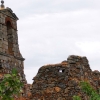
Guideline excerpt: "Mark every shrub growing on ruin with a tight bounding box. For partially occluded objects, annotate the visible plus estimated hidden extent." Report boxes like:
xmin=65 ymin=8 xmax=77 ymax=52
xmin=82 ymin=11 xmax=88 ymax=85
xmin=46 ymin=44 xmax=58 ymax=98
xmin=0 ymin=68 xmax=23 ymax=100
xmin=73 ymin=81 xmax=100 ymax=100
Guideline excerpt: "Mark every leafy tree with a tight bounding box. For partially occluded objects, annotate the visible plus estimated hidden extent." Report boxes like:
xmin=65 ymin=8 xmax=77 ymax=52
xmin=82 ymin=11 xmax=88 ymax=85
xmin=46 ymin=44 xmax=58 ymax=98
xmin=73 ymin=81 xmax=100 ymax=100
xmin=0 ymin=68 xmax=23 ymax=100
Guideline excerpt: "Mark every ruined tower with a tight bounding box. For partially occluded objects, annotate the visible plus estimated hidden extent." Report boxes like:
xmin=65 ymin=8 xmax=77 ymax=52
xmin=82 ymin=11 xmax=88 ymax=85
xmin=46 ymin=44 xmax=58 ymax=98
xmin=0 ymin=0 xmax=26 ymax=83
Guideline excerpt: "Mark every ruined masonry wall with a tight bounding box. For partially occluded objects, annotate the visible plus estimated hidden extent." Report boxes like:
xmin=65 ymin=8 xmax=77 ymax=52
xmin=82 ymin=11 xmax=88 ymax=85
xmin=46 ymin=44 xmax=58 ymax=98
xmin=0 ymin=55 xmax=24 ymax=79
xmin=31 ymin=55 xmax=100 ymax=100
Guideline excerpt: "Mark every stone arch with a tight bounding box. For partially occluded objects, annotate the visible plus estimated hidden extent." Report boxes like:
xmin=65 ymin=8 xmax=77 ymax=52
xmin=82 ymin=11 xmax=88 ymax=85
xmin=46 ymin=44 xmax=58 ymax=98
xmin=5 ymin=18 xmax=14 ymax=55
xmin=5 ymin=17 xmax=14 ymax=28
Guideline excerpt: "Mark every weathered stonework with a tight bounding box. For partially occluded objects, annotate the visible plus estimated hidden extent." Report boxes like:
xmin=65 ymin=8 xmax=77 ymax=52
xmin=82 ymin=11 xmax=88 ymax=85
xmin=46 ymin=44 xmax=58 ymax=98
xmin=31 ymin=55 xmax=100 ymax=100
xmin=0 ymin=4 xmax=29 ymax=99
xmin=0 ymin=7 xmax=26 ymax=80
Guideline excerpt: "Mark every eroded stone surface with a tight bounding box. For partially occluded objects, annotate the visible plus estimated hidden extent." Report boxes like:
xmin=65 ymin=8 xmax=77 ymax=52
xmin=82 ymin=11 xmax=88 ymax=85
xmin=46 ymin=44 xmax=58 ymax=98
xmin=31 ymin=55 xmax=100 ymax=100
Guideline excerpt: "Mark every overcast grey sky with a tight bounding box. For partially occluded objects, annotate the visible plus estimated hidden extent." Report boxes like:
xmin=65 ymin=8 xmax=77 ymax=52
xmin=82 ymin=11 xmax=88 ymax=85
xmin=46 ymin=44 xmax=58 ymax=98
xmin=4 ymin=0 xmax=100 ymax=83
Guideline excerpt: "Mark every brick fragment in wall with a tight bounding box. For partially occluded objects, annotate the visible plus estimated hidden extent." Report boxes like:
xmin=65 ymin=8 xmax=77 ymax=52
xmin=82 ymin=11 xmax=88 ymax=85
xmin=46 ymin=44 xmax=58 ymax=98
xmin=31 ymin=55 xmax=100 ymax=100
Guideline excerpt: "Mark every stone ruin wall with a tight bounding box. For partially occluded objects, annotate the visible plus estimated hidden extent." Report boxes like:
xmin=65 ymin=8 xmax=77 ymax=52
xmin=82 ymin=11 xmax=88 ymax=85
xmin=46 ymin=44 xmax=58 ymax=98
xmin=0 ymin=54 xmax=25 ymax=81
xmin=31 ymin=55 xmax=100 ymax=100
xmin=0 ymin=8 xmax=31 ymax=99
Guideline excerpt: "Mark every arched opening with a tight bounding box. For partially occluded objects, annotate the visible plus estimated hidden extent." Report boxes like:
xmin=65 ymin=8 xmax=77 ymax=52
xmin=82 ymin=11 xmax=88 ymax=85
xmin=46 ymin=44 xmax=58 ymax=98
xmin=6 ymin=21 xmax=13 ymax=55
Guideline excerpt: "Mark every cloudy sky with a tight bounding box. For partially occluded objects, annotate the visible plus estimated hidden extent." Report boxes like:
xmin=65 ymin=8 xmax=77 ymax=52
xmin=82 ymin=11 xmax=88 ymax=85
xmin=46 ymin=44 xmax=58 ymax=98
xmin=4 ymin=0 xmax=100 ymax=83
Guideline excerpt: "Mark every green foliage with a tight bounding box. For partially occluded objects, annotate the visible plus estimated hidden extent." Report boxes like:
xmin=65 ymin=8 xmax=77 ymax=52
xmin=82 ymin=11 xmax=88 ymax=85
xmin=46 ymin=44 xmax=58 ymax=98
xmin=73 ymin=95 xmax=81 ymax=100
xmin=80 ymin=81 xmax=100 ymax=100
xmin=73 ymin=81 xmax=100 ymax=100
xmin=0 ymin=68 xmax=23 ymax=100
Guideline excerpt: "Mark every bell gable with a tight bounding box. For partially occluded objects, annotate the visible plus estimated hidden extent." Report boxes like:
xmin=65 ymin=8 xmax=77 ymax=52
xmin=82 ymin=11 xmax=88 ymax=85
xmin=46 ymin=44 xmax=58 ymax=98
xmin=0 ymin=7 xmax=18 ymax=20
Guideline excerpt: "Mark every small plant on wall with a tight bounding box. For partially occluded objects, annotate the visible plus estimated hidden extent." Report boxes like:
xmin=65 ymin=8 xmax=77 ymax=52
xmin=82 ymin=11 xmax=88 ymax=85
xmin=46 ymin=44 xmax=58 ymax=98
xmin=73 ymin=81 xmax=100 ymax=100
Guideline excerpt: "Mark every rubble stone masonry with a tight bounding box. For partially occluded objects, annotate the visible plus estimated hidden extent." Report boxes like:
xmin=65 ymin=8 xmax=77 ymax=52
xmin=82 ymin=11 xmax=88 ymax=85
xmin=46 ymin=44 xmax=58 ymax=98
xmin=31 ymin=55 xmax=100 ymax=100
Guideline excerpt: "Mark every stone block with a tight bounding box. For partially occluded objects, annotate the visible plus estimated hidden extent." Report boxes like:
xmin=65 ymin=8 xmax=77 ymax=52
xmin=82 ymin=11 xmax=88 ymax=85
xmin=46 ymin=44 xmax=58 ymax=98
xmin=0 ymin=18 xmax=2 ymax=23
xmin=0 ymin=47 xmax=2 ymax=52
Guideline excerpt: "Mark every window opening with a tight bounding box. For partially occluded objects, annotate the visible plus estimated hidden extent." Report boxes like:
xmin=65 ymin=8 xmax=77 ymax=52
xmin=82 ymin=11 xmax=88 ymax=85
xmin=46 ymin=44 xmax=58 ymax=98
xmin=59 ymin=69 xmax=65 ymax=73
